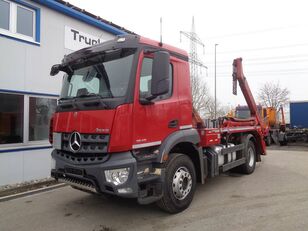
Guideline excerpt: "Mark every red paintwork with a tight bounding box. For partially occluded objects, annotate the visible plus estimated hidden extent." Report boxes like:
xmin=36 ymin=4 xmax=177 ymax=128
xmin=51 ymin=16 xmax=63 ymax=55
xmin=53 ymin=106 xmax=135 ymax=153
xmin=198 ymin=129 xmax=221 ymax=146
xmin=108 ymin=104 xmax=133 ymax=153
xmin=53 ymin=110 xmax=115 ymax=134
xmin=132 ymin=52 xmax=191 ymax=147
xmin=177 ymin=60 xmax=193 ymax=127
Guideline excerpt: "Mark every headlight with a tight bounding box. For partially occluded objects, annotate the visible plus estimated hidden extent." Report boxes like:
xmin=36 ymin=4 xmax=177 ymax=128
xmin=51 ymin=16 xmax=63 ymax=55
xmin=105 ymin=168 xmax=130 ymax=186
xmin=51 ymin=157 xmax=56 ymax=169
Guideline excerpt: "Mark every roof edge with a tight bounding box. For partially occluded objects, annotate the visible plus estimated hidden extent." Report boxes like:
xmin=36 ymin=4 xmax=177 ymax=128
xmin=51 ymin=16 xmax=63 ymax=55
xmin=32 ymin=0 xmax=129 ymax=35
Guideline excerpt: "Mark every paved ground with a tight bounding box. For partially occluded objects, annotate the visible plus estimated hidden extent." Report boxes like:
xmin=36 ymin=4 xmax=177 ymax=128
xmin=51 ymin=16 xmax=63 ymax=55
xmin=268 ymin=142 xmax=308 ymax=152
xmin=1 ymin=149 xmax=308 ymax=231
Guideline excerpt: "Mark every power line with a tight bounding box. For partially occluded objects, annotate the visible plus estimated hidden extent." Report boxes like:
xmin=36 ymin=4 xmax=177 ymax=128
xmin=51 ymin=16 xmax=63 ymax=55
xmin=202 ymin=68 xmax=308 ymax=77
xmin=209 ymin=59 xmax=308 ymax=67
xmin=206 ymin=24 xmax=307 ymax=40
xmin=214 ymin=71 xmax=308 ymax=77
xmin=242 ymin=53 xmax=308 ymax=61
xmin=213 ymin=54 xmax=308 ymax=64
xmin=205 ymin=74 xmax=308 ymax=79
xmin=208 ymin=42 xmax=308 ymax=54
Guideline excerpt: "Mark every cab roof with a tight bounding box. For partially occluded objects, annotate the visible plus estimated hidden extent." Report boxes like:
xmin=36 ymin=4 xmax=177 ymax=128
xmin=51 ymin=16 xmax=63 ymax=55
xmin=61 ymin=34 xmax=188 ymax=66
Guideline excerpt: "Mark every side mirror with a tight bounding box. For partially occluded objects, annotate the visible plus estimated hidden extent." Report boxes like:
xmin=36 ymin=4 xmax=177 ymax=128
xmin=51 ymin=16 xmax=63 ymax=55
xmin=50 ymin=64 xmax=61 ymax=76
xmin=151 ymin=51 xmax=170 ymax=97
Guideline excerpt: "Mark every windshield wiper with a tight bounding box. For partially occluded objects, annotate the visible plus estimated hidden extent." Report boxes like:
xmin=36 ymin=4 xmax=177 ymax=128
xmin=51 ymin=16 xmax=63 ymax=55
xmin=75 ymin=93 xmax=102 ymax=98
xmin=57 ymin=97 xmax=79 ymax=110
xmin=58 ymin=97 xmax=72 ymax=101
xmin=74 ymin=93 xmax=109 ymax=109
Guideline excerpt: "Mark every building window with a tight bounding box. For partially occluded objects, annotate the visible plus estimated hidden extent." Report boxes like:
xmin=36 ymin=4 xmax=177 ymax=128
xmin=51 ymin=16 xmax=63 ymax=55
xmin=0 ymin=0 xmax=10 ymax=30
xmin=0 ymin=92 xmax=57 ymax=146
xmin=29 ymin=97 xmax=57 ymax=141
xmin=0 ymin=0 xmax=40 ymax=44
xmin=17 ymin=5 xmax=34 ymax=38
xmin=0 ymin=93 xmax=24 ymax=144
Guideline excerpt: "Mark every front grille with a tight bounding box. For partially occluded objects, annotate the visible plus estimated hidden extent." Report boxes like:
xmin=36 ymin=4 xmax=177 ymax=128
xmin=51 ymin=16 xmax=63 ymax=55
xmin=55 ymin=150 xmax=109 ymax=164
xmin=62 ymin=133 xmax=109 ymax=153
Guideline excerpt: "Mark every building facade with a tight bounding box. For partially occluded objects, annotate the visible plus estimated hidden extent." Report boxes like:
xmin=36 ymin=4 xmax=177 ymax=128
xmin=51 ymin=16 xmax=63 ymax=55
xmin=0 ymin=0 xmax=130 ymax=186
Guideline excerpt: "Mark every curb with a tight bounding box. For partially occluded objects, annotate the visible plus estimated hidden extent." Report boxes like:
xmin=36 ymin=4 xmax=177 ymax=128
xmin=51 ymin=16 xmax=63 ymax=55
xmin=0 ymin=183 xmax=67 ymax=202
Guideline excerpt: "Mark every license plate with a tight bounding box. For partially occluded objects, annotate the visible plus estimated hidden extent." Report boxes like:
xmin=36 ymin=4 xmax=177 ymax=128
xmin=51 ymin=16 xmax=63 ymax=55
xmin=64 ymin=166 xmax=84 ymax=176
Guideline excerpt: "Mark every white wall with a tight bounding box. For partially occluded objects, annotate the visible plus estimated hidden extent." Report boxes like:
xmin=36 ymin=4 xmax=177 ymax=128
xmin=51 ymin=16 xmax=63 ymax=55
xmin=0 ymin=148 xmax=52 ymax=186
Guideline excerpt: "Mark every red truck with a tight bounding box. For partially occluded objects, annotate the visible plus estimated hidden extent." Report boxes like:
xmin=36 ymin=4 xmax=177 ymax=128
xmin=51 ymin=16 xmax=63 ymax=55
xmin=49 ymin=35 xmax=266 ymax=213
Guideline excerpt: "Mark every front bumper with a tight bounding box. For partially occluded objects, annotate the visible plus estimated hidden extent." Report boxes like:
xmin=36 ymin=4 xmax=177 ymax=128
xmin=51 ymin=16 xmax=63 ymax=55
xmin=51 ymin=149 xmax=163 ymax=202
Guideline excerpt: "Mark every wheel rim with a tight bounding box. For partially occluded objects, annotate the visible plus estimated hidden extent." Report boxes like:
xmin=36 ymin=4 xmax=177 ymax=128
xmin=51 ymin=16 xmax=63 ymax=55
xmin=172 ymin=166 xmax=192 ymax=200
xmin=248 ymin=147 xmax=255 ymax=167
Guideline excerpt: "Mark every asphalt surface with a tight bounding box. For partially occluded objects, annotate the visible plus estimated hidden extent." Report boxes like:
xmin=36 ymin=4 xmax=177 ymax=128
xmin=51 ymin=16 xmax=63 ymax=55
xmin=1 ymin=149 xmax=308 ymax=231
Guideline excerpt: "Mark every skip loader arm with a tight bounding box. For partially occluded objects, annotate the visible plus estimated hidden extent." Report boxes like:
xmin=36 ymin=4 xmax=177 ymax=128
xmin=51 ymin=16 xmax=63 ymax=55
xmin=232 ymin=58 xmax=263 ymax=128
xmin=232 ymin=58 xmax=267 ymax=155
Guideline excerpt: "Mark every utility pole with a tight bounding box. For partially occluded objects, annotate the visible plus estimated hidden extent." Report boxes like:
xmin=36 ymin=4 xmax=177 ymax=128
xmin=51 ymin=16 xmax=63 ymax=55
xmin=214 ymin=43 xmax=218 ymax=119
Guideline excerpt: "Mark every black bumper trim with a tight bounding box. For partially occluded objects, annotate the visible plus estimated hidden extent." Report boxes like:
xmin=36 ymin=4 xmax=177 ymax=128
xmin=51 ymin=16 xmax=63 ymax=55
xmin=52 ymin=150 xmax=139 ymax=198
xmin=51 ymin=149 xmax=165 ymax=203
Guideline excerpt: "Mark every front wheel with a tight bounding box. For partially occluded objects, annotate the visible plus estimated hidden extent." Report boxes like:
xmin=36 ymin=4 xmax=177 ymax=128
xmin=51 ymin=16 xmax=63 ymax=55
xmin=156 ymin=154 xmax=196 ymax=214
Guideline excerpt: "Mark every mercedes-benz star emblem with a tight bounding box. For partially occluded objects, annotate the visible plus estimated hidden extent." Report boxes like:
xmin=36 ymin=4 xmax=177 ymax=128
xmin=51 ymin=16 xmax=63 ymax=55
xmin=69 ymin=132 xmax=81 ymax=152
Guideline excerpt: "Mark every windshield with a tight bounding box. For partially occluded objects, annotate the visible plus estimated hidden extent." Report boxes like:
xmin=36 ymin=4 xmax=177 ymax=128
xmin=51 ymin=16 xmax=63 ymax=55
xmin=60 ymin=50 xmax=135 ymax=99
xmin=235 ymin=109 xmax=251 ymax=119
xmin=235 ymin=106 xmax=263 ymax=119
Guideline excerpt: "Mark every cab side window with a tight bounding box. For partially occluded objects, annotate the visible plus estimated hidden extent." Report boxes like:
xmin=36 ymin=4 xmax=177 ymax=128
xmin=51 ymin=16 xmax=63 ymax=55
xmin=139 ymin=58 xmax=173 ymax=100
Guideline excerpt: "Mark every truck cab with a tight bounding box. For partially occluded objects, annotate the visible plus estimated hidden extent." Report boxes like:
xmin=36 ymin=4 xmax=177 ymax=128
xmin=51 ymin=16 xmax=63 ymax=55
xmin=50 ymin=35 xmax=197 ymax=209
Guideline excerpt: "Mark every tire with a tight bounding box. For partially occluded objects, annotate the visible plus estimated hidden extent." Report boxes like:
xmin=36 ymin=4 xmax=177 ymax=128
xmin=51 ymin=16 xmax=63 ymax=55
xmin=304 ymin=134 xmax=308 ymax=143
xmin=265 ymin=135 xmax=271 ymax=146
xmin=156 ymin=153 xmax=196 ymax=214
xmin=279 ymin=132 xmax=288 ymax=146
xmin=237 ymin=140 xmax=256 ymax=174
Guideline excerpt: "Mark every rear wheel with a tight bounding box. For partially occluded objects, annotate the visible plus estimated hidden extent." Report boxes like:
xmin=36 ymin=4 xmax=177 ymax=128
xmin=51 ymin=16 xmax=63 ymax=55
xmin=157 ymin=154 xmax=196 ymax=214
xmin=237 ymin=140 xmax=256 ymax=174
xmin=304 ymin=134 xmax=308 ymax=143
xmin=279 ymin=133 xmax=288 ymax=146
xmin=265 ymin=135 xmax=271 ymax=146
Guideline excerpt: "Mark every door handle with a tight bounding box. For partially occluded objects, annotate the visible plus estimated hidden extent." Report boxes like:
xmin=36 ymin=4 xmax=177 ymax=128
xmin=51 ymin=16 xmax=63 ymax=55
xmin=168 ymin=119 xmax=178 ymax=128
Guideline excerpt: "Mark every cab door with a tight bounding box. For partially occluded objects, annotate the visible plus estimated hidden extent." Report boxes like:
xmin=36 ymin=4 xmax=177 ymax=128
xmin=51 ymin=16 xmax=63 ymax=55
xmin=132 ymin=53 xmax=179 ymax=149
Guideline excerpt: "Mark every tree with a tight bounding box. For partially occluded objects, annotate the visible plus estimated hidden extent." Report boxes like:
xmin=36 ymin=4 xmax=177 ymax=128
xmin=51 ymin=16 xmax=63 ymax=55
xmin=257 ymin=82 xmax=290 ymax=110
xmin=191 ymin=75 xmax=228 ymax=119
xmin=204 ymin=98 xmax=229 ymax=119
xmin=191 ymin=74 xmax=212 ymax=117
